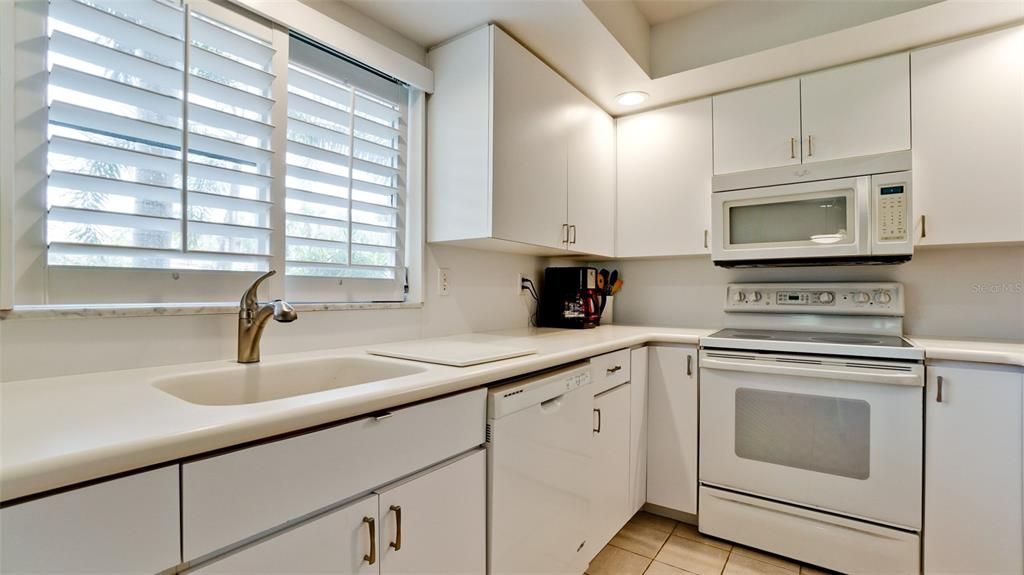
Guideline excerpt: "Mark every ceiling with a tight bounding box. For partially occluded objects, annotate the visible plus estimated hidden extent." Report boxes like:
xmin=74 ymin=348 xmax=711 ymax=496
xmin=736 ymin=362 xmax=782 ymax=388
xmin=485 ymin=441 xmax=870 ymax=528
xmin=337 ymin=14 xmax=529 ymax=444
xmin=632 ymin=0 xmax=724 ymax=25
xmin=342 ymin=0 xmax=1023 ymax=116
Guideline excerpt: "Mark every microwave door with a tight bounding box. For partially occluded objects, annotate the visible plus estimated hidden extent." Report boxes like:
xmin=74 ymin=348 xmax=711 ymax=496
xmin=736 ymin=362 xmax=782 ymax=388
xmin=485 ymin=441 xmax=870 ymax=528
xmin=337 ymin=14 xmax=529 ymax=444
xmin=712 ymin=177 xmax=870 ymax=264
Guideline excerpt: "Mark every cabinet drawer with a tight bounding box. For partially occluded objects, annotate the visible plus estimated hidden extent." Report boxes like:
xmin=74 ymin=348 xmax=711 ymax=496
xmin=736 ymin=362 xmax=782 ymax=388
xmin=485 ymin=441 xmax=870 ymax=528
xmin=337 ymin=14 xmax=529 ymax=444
xmin=590 ymin=349 xmax=630 ymax=395
xmin=0 ymin=467 xmax=180 ymax=574
xmin=182 ymin=388 xmax=486 ymax=561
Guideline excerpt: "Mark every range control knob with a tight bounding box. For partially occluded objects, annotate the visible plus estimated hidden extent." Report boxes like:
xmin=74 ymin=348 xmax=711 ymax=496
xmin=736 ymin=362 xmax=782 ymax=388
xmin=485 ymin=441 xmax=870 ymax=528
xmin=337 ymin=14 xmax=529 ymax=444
xmin=732 ymin=291 xmax=747 ymax=303
xmin=817 ymin=292 xmax=835 ymax=304
xmin=875 ymin=291 xmax=893 ymax=304
xmin=853 ymin=292 xmax=870 ymax=304
xmin=750 ymin=291 xmax=763 ymax=302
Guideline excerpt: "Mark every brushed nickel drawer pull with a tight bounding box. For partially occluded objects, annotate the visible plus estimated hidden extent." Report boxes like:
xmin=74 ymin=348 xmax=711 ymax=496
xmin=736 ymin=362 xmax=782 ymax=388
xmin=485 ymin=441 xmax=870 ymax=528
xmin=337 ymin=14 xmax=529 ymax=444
xmin=921 ymin=215 xmax=927 ymax=239
xmin=374 ymin=412 xmax=394 ymax=422
xmin=363 ymin=516 xmax=376 ymax=565
xmin=594 ymin=408 xmax=602 ymax=433
xmin=806 ymin=135 xmax=813 ymax=157
xmin=562 ymin=223 xmax=569 ymax=245
xmin=569 ymin=224 xmax=577 ymax=245
xmin=686 ymin=355 xmax=693 ymax=376
xmin=704 ymin=229 xmax=709 ymax=249
xmin=936 ymin=375 xmax=944 ymax=403
xmin=389 ymin=505 xmax=402 ymax=551
xmin=790 ymin=137 xmax=796 ymax=159
xmin=606 ymin=365 xmax=622 ymax=374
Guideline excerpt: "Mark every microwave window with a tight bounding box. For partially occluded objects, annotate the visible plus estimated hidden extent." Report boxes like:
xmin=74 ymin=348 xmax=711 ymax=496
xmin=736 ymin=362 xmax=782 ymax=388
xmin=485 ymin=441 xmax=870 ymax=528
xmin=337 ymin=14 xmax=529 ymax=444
xmin=729 ymin=195 xmax=849 ymax=245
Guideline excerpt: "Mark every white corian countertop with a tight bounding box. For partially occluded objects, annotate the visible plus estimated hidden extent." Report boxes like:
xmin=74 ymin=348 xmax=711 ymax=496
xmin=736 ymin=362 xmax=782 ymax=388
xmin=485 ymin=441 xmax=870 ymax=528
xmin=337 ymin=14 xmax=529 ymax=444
xmin=0 ymin=325 xmax=712 ymax=503
xmin=907 ymin=336 xmax=1024 ymax=367
xmin=3 ymin=325 xmax=1021 ymax=504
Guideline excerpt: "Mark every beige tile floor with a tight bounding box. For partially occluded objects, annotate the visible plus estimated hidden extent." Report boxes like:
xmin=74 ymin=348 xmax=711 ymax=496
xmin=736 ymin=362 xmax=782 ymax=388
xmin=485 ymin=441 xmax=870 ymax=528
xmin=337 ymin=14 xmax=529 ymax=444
xmin=586 ymin=511 xmax=838 ymax=575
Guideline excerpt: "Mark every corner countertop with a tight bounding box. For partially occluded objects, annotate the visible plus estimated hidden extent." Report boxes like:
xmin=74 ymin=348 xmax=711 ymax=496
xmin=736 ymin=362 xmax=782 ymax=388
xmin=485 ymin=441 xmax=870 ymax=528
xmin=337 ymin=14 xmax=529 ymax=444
xmin=907 ymin=336 xmax=1024 ymax=368
xmin=3 ymin=325 xmax=1020 ymax=504
xmin=0 ymin=325 xmax=713 ymax=503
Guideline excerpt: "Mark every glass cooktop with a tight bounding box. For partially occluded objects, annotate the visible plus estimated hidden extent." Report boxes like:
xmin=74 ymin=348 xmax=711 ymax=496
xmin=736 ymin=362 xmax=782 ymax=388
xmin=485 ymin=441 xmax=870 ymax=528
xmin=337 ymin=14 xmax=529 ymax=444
xmin=701 ymin=328 xmax=923 ymax=361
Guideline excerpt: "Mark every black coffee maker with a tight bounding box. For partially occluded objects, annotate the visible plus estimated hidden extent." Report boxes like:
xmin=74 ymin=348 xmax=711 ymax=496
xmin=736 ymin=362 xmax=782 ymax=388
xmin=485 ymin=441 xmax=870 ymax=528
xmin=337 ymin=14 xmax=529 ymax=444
xmin=538 ymin=267 xmax=603 ymax=329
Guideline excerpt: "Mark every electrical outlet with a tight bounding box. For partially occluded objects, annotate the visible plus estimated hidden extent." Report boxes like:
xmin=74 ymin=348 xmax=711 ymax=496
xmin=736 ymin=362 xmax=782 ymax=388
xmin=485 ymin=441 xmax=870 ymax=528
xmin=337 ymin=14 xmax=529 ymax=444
xmin=438 ymin=268 xmax=451 ymax=296
xmin=518 ymin=273 xmax=528 ymax=295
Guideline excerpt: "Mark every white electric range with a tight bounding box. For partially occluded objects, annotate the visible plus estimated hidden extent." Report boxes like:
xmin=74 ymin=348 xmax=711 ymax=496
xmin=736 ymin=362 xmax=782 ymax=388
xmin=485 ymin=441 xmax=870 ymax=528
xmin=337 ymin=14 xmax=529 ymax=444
xmin=698 ymin=283 xmax=924 ymax=575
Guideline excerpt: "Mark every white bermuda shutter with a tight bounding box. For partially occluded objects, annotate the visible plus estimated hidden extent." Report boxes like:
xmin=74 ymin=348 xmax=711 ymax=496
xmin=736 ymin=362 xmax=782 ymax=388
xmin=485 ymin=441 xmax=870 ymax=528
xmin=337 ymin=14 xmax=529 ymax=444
xmin=45 ymin=0 xmax=277 ymax=272
xmin=286 ymin=36 xmax=407 ymax=302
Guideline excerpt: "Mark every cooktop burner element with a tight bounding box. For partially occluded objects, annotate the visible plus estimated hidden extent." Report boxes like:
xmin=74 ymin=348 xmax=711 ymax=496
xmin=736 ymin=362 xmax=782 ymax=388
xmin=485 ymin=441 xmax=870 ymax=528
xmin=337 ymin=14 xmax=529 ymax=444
xmin=701 ymin=283 xmax=924 ymax=361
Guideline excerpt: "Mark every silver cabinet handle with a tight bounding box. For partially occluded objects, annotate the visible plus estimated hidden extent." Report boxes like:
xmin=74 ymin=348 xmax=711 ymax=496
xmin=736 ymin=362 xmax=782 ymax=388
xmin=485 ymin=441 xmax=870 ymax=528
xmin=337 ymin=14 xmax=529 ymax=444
xmin=921 ymin=215 xmax=927 ymax=239
xmin=790 ymin=137 xmax=796 ymax=159
xmin=374 ymin=412 xmax=394 ymax=422
xmin=363 ymin=516 xmax=376 ymax=565
xmin=593 ymin=408 xmax=602 ymax=433
xmin=806 ymin=135 xmax=813 ymax=157
xmin=562 ymin=223 xmax=569 ymax=245
xmin=686 ymin=355 xmax=693 ymax=376
xmin=569 ymin=225 xmax=577 ymax=245
xmin=606 ymin=365 xmax=622 ymax=374
xmin=936 ymin=375 xmax=943 ymax=403
xmin=703 ymin=229 xmax=709 ymax=249
xmin=388 ymin=505 xmax=402 ymax=551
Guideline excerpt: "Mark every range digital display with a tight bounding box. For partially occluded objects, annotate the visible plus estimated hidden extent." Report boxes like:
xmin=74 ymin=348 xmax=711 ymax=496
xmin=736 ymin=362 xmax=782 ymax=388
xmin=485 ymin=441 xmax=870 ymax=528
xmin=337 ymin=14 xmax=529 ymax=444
xmin=880 ymin=185 xmax=904 ymax=195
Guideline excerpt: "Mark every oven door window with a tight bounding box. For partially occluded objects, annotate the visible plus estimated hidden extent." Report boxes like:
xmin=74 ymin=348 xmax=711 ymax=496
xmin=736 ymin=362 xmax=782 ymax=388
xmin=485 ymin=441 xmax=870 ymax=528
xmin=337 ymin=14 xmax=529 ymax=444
xmin=734 ymin=388 xmax=870 ymax=480
xmin=727 ymin=192 xmax=854 ymax=247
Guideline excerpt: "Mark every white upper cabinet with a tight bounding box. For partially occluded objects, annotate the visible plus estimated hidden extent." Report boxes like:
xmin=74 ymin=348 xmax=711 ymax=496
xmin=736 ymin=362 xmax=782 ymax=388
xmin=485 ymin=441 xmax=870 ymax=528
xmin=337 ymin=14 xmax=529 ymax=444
xmin=617 ymin=98 xmax=713 ymax=257
xmin=713 ymin=78 xmax=802 ymax=174
xmin=912 ymin=25 xmax=1024 ymax=246
xmin=567 ymin=93 xmax=616 ymax=257
xmin=712 ymin=54 xmax=910 ymax=174
xmin=801 ymin=53 xmax=910 ymax=163
xmin=428 ymin=24 xmax=616 ymax=257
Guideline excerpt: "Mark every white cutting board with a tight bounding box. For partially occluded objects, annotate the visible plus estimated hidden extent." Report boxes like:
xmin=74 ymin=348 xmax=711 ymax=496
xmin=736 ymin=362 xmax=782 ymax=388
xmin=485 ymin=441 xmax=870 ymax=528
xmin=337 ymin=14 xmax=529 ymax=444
xmin=365 ymin=337 xmax=536 ymax=367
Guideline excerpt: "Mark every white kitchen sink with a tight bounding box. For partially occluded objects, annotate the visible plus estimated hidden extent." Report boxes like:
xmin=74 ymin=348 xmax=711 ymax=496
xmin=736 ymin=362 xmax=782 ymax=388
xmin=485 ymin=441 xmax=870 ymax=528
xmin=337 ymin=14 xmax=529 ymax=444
xmin=153 ymin=356 xmax=426 ymax=406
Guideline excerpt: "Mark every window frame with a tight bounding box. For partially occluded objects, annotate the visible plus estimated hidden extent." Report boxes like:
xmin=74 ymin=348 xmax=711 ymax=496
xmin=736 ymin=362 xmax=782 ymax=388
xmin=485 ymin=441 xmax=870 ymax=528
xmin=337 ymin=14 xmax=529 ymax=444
xmin=3 ymin=0 xmax=424 ymax=308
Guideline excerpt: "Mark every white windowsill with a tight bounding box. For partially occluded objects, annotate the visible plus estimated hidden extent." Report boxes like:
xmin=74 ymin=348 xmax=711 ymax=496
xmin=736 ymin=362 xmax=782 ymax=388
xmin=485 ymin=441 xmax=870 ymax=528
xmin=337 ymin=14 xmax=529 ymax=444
xmin=0 ymin=301 xmax=424 ymax=320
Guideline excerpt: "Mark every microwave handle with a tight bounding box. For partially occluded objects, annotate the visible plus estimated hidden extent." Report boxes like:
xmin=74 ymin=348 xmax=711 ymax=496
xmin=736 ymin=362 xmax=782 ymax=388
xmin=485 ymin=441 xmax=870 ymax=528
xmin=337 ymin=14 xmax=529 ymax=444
xmin=701 ymin=355 xmax=922 ymax=387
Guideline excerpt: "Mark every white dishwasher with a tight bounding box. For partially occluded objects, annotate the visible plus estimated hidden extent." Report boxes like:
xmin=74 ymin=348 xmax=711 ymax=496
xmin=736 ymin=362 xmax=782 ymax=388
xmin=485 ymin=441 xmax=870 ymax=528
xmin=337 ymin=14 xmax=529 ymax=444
xmin=488 ymin=363 xmax=593 ymax=575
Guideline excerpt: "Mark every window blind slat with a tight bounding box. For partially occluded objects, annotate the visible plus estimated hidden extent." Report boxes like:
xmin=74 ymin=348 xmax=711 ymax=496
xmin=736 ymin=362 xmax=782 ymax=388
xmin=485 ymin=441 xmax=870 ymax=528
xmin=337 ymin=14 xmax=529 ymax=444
xmin=189 ymin=103 xmax=274 ymax=142
xmin=49 ymin=101 xmax=180 ymax=148
xmin=49 ymin=65 xmax=183 ymax=121
xmin=49 ymin=135 xmax=181 ymax=173
xmin=288 ymin=67 xmax=352 ymax=109
xmin=288 ymin=92 xmax=352 ymax=127
xmin=49 ymin=0 xmax=185 ymax=66
xmin=190 ymin=13 xmax=275 ymax=70
xmin=190 ymin=44 xmax=275 ymax=93
xmin=49 ymin=30 xmax=184 ymax=93
xmin=190 ymin=75 xmax=274 ymax=117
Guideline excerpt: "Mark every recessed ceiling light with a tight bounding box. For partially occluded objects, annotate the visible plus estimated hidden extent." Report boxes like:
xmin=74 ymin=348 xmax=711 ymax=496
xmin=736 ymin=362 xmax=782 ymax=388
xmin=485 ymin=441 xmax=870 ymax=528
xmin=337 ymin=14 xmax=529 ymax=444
xmin=616 ymin=91 xmax=649 ymax=106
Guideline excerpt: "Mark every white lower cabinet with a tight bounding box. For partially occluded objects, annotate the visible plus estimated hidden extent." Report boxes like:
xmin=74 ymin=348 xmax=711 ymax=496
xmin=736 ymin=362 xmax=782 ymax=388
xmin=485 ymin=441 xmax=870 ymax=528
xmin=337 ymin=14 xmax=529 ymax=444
xmin=0 ymin=466 xmax=180 ymax=575
xmin=589 ymin=383 xmax=631 ymax=555
xmin=194 ymin=493 xmax=380 ymax=574
xmin=924 ymin=363 xmax=1024 ymax=574
xmin=196 ymin=450 xmax=486 ymax=575
xmin=377 ymin=450 xmax=486 ymax=574
xmin=646 ymin=345 xmax=699 ymax=515
xmin=628 ymin=347 xmax=649 ymax=514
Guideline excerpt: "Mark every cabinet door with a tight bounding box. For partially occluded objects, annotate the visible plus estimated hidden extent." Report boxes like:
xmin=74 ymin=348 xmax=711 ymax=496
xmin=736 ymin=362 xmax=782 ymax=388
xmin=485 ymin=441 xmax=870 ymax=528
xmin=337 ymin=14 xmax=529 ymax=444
xmin=924 ymin=364 xmax=1023 ymax=574
xmin=713 ymin=78 xmax=801 ymax=174
xmin=377 ymin=450 xmax=486 ymax=575
xmin=646 ymin=345 xmax=699 ymax=514
xmin=629 ymin=347 xmax=649 ymax=514
xmin=0 ymin=467 xmax=180 ymax=575
xmin=590 ymin=384 xmax=632 ymax=554
xmin=567 ymin=97 xmax=616 ymax=257
xmin=800 ymin=53 xmax=910 ymax=163
xmin=617 ymin=98 xmax=712 ymax=257
xmin=491 ymin=26 xmax=569 ymax=250
xmin=912 ymin=25 xmax=1024 ymax=246
xmin=195 ymin=494 xmax=379 ymax=574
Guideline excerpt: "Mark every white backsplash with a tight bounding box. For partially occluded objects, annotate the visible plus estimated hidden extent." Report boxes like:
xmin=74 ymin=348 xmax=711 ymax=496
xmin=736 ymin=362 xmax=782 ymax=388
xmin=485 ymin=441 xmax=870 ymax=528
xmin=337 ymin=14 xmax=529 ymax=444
xmin=0 ymin=245 xmax=543 ymax=382
xmin=611 ymin=244 xmax=1024 ymax=341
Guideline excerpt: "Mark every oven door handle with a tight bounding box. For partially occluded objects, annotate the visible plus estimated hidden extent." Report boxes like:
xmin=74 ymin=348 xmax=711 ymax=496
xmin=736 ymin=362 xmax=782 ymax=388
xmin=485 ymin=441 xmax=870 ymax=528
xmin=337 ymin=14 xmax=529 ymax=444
xmin=701 ymin=355 xmax=923 ymax=387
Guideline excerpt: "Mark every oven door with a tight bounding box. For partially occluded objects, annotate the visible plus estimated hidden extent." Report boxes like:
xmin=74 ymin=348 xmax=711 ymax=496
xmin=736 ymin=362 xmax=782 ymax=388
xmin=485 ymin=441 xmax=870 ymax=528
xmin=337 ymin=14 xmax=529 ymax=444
xmin=699 ymin=349 xmax=923 ymax=530
xmin=712 ymin=176 xmax=869 ymax=263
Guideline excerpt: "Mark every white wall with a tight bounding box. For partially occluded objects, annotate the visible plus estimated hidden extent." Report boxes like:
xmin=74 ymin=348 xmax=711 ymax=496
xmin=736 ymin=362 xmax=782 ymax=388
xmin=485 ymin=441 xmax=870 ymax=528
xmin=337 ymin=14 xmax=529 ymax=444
xmin=650 ymin=0 xmax=937 ymax=78
xmin=611 ymin=245 xmax=1024 ymax=341
xmin=0 ymin=244 xmax=543 ymax=382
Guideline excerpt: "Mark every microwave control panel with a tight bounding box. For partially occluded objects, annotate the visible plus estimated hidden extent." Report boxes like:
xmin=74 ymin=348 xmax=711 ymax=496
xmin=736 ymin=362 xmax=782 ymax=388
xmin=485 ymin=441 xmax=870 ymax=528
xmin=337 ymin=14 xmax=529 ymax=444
xmin=877 ymin=184 xmax=908 ymax=242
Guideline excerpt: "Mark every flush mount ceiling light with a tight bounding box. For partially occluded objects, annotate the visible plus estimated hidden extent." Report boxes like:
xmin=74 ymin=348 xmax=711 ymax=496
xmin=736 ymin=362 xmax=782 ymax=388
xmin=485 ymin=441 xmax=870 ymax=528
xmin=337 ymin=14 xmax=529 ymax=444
xmin=616 ymin=91 xmax=649 ymax=106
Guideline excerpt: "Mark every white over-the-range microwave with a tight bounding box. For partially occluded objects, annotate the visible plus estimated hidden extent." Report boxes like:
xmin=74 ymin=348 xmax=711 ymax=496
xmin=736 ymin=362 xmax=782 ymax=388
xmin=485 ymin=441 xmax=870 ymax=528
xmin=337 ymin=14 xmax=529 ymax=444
xmin=711 ymin=151 xmax=913 ymax=267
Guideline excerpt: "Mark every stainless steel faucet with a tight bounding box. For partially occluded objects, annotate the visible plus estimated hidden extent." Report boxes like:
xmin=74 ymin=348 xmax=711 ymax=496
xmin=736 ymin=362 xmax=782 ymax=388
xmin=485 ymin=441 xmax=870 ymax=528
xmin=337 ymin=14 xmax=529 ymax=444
xmin=238 ymin=270 xmax=297 ymax=363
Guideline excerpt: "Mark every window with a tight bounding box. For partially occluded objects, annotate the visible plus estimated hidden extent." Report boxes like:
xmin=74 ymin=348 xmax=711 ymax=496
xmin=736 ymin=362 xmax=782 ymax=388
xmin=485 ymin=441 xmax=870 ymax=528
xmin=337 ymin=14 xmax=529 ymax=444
xmin=8 ymin=0 xmax=413 ymax=306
